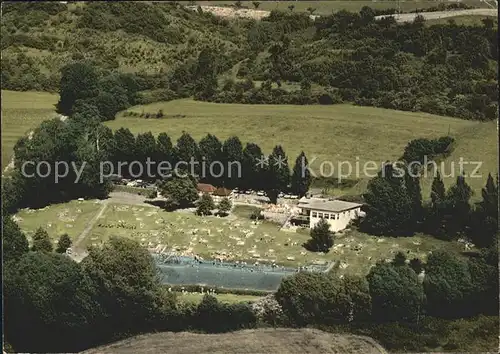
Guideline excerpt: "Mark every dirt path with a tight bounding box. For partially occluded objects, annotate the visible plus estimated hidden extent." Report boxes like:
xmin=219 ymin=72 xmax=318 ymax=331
xmin=73 ymin=201 xmax=108 ymax=251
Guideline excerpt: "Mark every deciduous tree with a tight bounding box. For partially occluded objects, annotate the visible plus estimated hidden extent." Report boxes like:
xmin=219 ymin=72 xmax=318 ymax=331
xmin=304 ymin=218 xmax=334 ymax=253
xmin=159 ymin=175 xmax=199 ymax=209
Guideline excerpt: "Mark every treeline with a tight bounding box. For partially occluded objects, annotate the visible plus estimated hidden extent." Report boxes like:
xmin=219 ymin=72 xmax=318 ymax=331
xmin=361 ymin=163 xmax=499 ymax=249
xmin=360 ymin=134 xmax=497 ymax=249
xmin=409 ymin=2 xmax=475 ymax=13
xmin=275 ymin=244 xmax=498 ymax=351
xmin=2 ymin=231 xmax=258 ymax=352
xmin=2 ymin=116 xmax=313 ymax=213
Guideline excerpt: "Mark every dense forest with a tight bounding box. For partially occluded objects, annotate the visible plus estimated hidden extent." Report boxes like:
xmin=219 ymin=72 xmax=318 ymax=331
xmin=1 ymin=2 xmax=498 ymax=120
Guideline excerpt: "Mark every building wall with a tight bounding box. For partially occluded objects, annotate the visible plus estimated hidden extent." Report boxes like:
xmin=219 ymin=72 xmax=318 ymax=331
xmin=308 ymin=207 xmax=361 ymax=232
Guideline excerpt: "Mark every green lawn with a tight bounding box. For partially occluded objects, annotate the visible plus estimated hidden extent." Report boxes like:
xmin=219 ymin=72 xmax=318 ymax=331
xmin=108 ymin=99 xmax=497 ymax=200
xmin=15 ymin=201 xmax=467 ymax=275
xmin=14 ymin=199 xmax=102 ymax=245
xmin=185 ymin=1 xmax=490 ymax=14
xmin=1 ymin=90 xmax=59 ymax=170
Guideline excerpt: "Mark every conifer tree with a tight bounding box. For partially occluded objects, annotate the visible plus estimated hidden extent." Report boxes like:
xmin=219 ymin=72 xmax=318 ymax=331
xmin=175 ymin=132 xmax=200 ymax=174
xmin=443 ymin=173 xmax=473 ymax=239
xmin=222 ymin=136 xmax=243 ymax=189
xmin=156 ymin=132 xmax=174 ymax=166
xmin=264 ymin=145 xmax=290 ymax=204
xmin=470 ymin=173 xmax=498 ymax=247
xmin=196 ymin=193 xmax=215 ymax=216
xmin=199 ymin=134 xmax=223 ymax=185
xmin=242 ymin=143 xmax=264 ymax=191
xmin=404 ymin=166 xmax=423 ymax=227
xmin=31 ymin=227 xmax=53 ymax=253
xmin=361 ymin=163 xmax=414 ymax=236
xmin=425 ymin=170 xmax=447 ymax=236
xmin=218 ymin=197 xmax=232 ymax=216
xmin=55 ymin=233 xmax=72 ymax=254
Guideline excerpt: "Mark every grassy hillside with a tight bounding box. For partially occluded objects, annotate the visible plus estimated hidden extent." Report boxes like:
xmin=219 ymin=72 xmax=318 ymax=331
xmin=1 ymin=90 xmax=58 ymax=169
xmin=80 ymin=328 xmax=388 ymax=354
xmin=1 ymin=2 xmax=245 ymax=89
xmin=2 ymin=90 xmax=495 ymax=198
xmin=107 ymin=99 xmax=497 ymax=198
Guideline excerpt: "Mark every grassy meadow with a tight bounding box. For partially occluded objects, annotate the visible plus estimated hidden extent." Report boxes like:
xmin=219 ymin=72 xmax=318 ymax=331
xmin=109 ymin=99 xmax=497 ymax=199
xmin=14 ymin=199 xmax=103 ymax=244
xmin=176 ymin=291 xmax=263 ymax=304
xmin=185 ymin=1 xmax=491 ymax=14
xmin=1 ymin=90 xmax=495 ymax=199
xmin=426 ymin=14 xmax=499 ymax=26
xmin=1 ymin=90 xmax=59 ymax=170
xmin=15 ymin=201 xmax=465 ymax=276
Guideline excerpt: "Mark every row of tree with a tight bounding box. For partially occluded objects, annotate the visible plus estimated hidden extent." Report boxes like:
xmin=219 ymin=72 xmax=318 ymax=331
xmin=361 ymin=162 xmax=498 ymax=249
xmin=2 ymin=117 xmax=314 ymax=211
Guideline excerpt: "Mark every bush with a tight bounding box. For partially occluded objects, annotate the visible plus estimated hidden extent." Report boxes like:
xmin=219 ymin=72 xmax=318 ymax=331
xmin=250 ymin=209 xmax=264 ymax=220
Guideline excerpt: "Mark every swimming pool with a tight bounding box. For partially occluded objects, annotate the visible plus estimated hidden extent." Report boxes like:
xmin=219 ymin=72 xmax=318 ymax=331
xmin=154 ymin=254 xmax=326 ymax=291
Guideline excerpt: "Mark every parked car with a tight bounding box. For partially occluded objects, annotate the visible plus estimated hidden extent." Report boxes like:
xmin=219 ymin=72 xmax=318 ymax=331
xmin=256 ymin=191 xmax=265 ymax=196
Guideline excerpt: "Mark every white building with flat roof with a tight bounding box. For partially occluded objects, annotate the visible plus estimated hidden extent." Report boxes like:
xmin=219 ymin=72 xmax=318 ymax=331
xmin=297 ymin=197 xmax=363 ymax=232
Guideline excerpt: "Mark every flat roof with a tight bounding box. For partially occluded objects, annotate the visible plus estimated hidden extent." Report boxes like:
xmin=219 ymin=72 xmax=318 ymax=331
xmin=298 ymin=197 xmax=362 ymax=213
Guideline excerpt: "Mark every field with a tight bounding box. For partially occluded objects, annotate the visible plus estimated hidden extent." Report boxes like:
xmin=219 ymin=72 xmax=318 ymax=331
xmin=14 ymin=199 xmax=103 ymax=244
xmin=108 ymin=99 xmax=497 ymax=199
xmin=425 ymin=14 xmax=498 ymax=25
xmin=15 ymin=197 xmax=465 ymax=275
xmin=81 ymin=328 xmax=388 ymax=354
xmin=184 ymin=1 xmax=491 ymax=14
xmin=1 ymin=90 xmax=59 ymax=170
xmin=1 ymin=91 xmax=495 ymax=199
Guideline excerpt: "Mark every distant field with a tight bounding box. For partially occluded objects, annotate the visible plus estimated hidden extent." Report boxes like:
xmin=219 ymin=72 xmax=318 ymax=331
xmin=15 ymin=201 xmax=465 ymax=274
xmin=176 ymin=292 xmax=263 ymax=304
xmin=426 ymin=14 xmax=498 ymax=25
xmin=1 ymin=90 xmax=58 ymax=170
xmin=108 ymin=99 xmax=497 ymax=199
xmin=185 ymin=1 xmax=491 ymax=14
